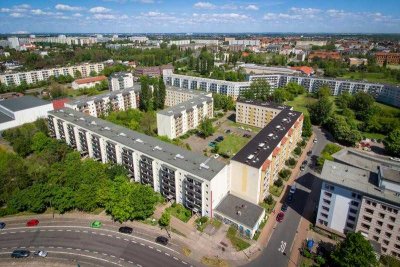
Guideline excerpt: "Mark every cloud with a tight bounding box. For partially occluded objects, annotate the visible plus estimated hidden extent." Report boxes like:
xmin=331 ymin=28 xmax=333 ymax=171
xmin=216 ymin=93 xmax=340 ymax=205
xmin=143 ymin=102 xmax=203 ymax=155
xmin=73 ymin=13 xmax=83 ymax=17
xmin=12 ymin=30 xmax=29 ymax=34
xmin=192 ymin=12 xmax=249 ymax=23
xmin=93 ymin=13 xmax=116 ymax=19
xmin=245 ymin=4 xmax=259 ymax=11
xmin=10 ymin=12 xmax=24 ymax=18
xmin=194 ymin=2 xmax=216 ymax=10
xmin=221 ymin=4 xmax=238 ymax=10
xmin=31 ymin=9 xmax=47 ymax=15
xmin=89 ymin=6 xmax=111 ymax=13
xmin=290 ymin=7 xmax=321 ymax=15
xmin=13 ymin=4 xmax=30 ymax=9
xmin=0 ymin=8 xmax=11 ymax=12
xmin=55 ymin=4 xmax=83 ymax=11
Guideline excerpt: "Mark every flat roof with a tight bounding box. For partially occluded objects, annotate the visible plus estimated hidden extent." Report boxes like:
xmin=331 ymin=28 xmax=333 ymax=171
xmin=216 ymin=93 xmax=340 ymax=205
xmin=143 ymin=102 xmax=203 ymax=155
xmin=67 ymin=85 xmax=141 ymax=108
xmin=321 ymin=160 xmax=400 ymax=206
xmin=231 ymin=109 xmax=302 ymax=169
xmin=0 ymin=95 xmax=51 ymax=112
xmin=157 ymin=96 xmax=212 ymax=117
xmin=380 ymin=166 xmax=400 ymax=184
xmin=49 ymin=108 xmax=226 ymax=181
xmin=166 ymin=86 xmax=211 ymax=97
xmin=0 ymin=112 xmax=14 ymax=123
xmin=214 ymin=194 xmax=264 ymax=229
xmin=109 ymin=71 xmax=131 ymax=78
xmin=236 ymin=99 xmax=290 ymax=110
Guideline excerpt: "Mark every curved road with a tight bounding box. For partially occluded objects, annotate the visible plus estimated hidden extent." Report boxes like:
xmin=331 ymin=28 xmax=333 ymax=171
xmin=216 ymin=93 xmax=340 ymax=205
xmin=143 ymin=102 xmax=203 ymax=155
xmin=0 ymin=223 xmax=194 ymax=267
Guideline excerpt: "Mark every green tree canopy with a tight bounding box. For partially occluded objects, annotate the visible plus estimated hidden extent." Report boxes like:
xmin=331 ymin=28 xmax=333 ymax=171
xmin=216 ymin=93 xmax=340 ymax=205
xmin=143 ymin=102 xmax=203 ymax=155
xmin=198 ymin=119 xmax=215 ymax=137
xmin=384 ymin=128 xmax=400 ymax=156
xmin=308 ymin=96 xmax=333 ymax=125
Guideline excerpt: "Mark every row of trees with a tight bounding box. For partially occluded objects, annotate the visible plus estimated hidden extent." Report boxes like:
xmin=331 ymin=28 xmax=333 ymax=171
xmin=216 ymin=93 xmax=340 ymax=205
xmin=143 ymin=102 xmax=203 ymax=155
xmin=139 ymin=76 xmax=166 ymax=112
xmin=0 ymin=121 xmax=161 ymax=221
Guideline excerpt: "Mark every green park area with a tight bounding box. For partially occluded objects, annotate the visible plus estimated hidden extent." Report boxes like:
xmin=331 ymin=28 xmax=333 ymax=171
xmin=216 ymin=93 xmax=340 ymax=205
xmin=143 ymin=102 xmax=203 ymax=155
xmin=217 ymin=134 xmax=250 ymax=157
xmin=339 ymin=72 xmax=400 ymax=85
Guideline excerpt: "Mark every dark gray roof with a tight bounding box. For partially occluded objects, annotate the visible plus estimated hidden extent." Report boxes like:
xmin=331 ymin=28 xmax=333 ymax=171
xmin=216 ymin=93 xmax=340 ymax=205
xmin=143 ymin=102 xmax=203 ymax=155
xmin=380 ymin=166 xmax=400 ymax=183
xmin=231 ymin=109 xmax=302 ymax=169
xmin=236 ymin=99 xmax=290 ymax=110
xmin=49 ymin=108 xmax=226 ymax=181
xmin=215 ymin=194 xmax=264 ymax=228
xmin=166 ymin=86 xmax=212 ymax=97
xmin=109 ymin=71 xmax=132 ymax=78
xmin=0 ymin=96 xmax=50 ymax=112
xmin=0 ymin=112 xmax=13 ymax=123
xmin=158 ymin=96 xmax=212 ymax=117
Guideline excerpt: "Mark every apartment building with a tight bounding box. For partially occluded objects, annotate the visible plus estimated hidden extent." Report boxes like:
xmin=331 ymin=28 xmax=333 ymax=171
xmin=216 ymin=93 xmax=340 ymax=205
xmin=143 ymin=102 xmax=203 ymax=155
xmin=316 ymin=149 xmax=400 ymax=258
xmin=65 ymin=85 xmax=140 ymax=117
xmin=239 ymin=64 xmax=300 ymax=75
xmin=164 ymin=86 xmax=212 ymax=107
xmin=375 ymin=52 xmax=400 ymax=65
xmin=108 ymin=72 xmax=134 ymax=91
xmin=228 ymin=39 xmax=260 ymax=46
xmin=230 ymin=109 xmax=303 ymax=204
xmin=308 ymin=51 xmax=341 ymax=61
xmin=157 ymin=95 xmax=213 ymax=139
xmin=48 ymin=108 xmax=229 ymax=217
xmin=236 ymin=100 xmax=290 ymax=128
xmin=134 ymin=65 xmax=173 ymax=77
xmin=377 ymin=85 xmax=400 ymax=108
xmin=71 ymin=76 xmax=107 ymax=90
xmin=0 ymin=63 xmax=104 ymax=86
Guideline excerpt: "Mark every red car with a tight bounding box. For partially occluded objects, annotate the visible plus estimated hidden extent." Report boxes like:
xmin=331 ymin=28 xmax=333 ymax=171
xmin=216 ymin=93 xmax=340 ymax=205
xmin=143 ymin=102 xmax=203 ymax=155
xmin=26 ymin=219 xmax=39 ymax=227
xmin=276 ymin=212 xmax=285 ymax=222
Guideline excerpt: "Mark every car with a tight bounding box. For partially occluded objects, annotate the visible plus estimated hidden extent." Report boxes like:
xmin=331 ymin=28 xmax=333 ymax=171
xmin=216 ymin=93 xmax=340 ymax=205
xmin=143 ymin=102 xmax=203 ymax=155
xmin=307 ymin=151 xmax=312 ymax=156
xmin=287 ymin=193 xmax=294 ymax=204
xmin=276 ymin=212 xmax=285 ymax=222
xmin=118 ymin=226 xmax=133 ymax=234
xmin=281 ymin=203 xmax=288 ymax=212
xmin=225 ymin=129 xmax=231 ymax=134
xmin=313 ymin=138 xmax=318 ymax=143
xmin=0 ymin=222 xmax=5 ymax=229
xmin=243 ymin=133 xmax=251 ymax=138
xmin=11 ymin=250 xmax=30 ymax=258
xmin=289 ymin=184 xmax=296 ymax=194
xmin=33 ymin=250 xmax=48 ymax=257
xmin=156 ymin=236 xmax=169 ymax=245
xmin=26 ymin=219 xmax=39 ymax=227
xmin=390 ymin=157 xmax=400 ymax=162
xmin=90 ymin=221 xmax=102 ymax=228
xmin=208 ymin=141 xmax=216 ymax=147
xmin=303 ymin=160 xmax=308 ymax=165
xmin=300 ymin=165 xmax=306 ymax=171
xmin=216 ymin=136 xmax=224 ymax=141
xmin=215 ymin=138 xmax=222 ymax=143
xmin=213 ymin=154 xmax=220 ymax=159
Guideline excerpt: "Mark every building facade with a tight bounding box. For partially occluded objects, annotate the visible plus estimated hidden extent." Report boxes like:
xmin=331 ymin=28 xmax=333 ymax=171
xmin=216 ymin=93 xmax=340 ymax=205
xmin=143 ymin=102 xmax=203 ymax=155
xmin=0 ymin=63 xmax=104 ymax=86
xmin=164 ymin=86 xmax=212 ymax=107
xmin=316 ymin=149 xmax=400 ymax=258
xmin=48 ymin=108 xmax=229 ymax=218
xmin=375 ymin=52 xmax=400 ymax=65
xmin=230 ymin=109 xmax=303 ymax=204
xmin=65 ymin=85 xmax=140 ymax=117
xmin=108 ymin=72 xmax=134 ymax=91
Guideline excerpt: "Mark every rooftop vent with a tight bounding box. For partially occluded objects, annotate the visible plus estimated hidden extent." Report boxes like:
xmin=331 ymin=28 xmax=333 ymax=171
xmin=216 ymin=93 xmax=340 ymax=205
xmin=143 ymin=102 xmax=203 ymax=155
xmin=135 ymin=138 xmax=143 ymax=143
xmin=90 ymin=121 xmax=96 ymax=125
xmin=247 ymin=154 xmax=255 ymax=160
xmin=119 ymin=132 xmax=127 ymax=137
xmin=199 ymin=163 xmax=210 ymax=170
xmin=153 ymin=146 xmax=162 ymax=151
xmin=175 ymin=154 xmax=185 ymax=159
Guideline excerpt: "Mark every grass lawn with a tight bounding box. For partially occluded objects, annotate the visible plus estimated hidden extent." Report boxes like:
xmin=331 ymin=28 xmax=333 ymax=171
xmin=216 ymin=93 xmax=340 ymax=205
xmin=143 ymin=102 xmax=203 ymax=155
xmin=362 ymin=132 xmax=386 ymax=140
xmin=227 ymin=121 xmax=262 ymax=133
xmin=375 ymin=102 xmax=400 ymax=114
xmin=285 ymin=95 xmax=317 ymax=116
xmin=253 ymin=216 xmax=268 ymax=241
xmin=166 ymin=204 xmax=192 ymax=223
xmin=217 ymin=134 xmax=250 ymax=157
xmin=260 ymin=200 xmax=276 ymax=214
xmin=226 ymin=227 xmax=251 ymax=251
xmin=269 ymin=185 xmax=284 ymax=197
xmin=339 ymin=72 xmax=399 ymax=85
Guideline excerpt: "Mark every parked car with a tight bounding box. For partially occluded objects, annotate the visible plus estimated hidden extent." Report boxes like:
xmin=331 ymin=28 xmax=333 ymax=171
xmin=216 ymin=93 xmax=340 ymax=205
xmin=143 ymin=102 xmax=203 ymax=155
xmin=281 ymin=203 xmax=288 ymax=212
xmin=11 ymin=250 xmax=30 ymax=258
xmin=208 ymin=141 xmax=216 ymax=147
xmin=290 ymin=184 xmax=296 ymax=194
xmin=33 ymin=250 xmax=48 ymax=257
xmin=300 ymin=165 xmax=306 ymax=171
xmin=243 ymin=133 xmax=251 ymax=138
xmin=156 ymin=236 xmax=169 ymax=245
xmin=313 ymin=138 xmax=318 ymax=143
xmin=213 ymin=154 xmax=220 ymax=159
xmin=307 ymin=151 xmax=312 ymax=156
xmin=276 ymin=212 xmax=285 ymax=222
xmin=216 ymin=136 xmax=224 ymax=142
xmin=26 ymin=219 xmax=39 ymax=227
xmin=118 ymin=226 xmax=133 ymax=234
xmin=287 ymin=193 xmax=294 ymax=204
xmin=90 ymin=221 xmax=102 ymax=228
xmin=0 ymin=222 xmax=5 ymax=229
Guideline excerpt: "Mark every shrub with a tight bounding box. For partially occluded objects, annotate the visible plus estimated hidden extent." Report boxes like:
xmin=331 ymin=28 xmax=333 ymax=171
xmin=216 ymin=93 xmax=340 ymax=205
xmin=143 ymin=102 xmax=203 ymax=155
xmin=185 ymin=143 xmax=191 ymax=150
xmin=286 ymin=157 xmax=297 ymax=167
xmin=274 ymin=178 xmax=283 ymax=187
xmin=265 ymin=195 xmax=274 ymax=205
xmin=315 ymin=255 xmax=326 ymax=265
xmin=302 ymin=248 xmax=312 ymax=258
xmin=279 ymin=169 xmax=292 ymax=180
xmin=294 ymin=147 xmax=302 ymax=156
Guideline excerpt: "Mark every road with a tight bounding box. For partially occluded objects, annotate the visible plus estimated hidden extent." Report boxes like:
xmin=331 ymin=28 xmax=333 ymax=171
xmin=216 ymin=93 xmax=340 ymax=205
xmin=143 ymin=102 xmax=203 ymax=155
xmin=0 ymin=219 xmax=194 ymax=267
xmin=247 ymin=127 xmax=331 ymax=267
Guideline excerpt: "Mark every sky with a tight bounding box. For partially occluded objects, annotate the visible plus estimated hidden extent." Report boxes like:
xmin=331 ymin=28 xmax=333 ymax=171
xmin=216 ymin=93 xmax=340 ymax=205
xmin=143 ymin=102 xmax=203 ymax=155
xmin=0 ymin=0 xmax=400 ymax=34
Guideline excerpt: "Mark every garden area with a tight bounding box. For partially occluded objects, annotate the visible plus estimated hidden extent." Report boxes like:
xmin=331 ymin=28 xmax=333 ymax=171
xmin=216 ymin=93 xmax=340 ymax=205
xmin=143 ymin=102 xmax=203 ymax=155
xmin=195 ymin=217 xmax=222 ymax=232
xmin=226 ymin=226 xmax=251 ymax=251
xmin=215 ymin=134 xmax=250 ymax=157
xmin=165 ymin=203 xmax=192 ymax=223
xmin=316 ymin=143 xmax=342 ymax=172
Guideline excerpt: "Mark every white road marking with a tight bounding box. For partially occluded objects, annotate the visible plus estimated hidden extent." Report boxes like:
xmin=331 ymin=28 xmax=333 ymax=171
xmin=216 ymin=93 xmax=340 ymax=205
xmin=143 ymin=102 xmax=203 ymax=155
xmin=110 ymin=255 xmax=116 ymax=258
xmin=132 ymin=240 xmax=137 ymax=244
xmin=57 ymin=246 xmax=63 ymax=249
xmin=116 ymin=236 xmax=121 ymax=239
xmin=182 ymin=261 xmax=187 ymax=265
xmin=165 ymin=253 xmax=170 ymax=256
xmin=128 ymin=261 xmax=133 ymax=264
xmin=84 ymin=249 xmax=90 ymax=252
xmin=173 ymin=257 xmax=178 ymax=260
xmin=148 ymin=246 xmax=153 ymax=249
xmin=278 ymin=241 xmax=287 ymax=253
xmin=124 ymin=239 xmax=129 ymax=241
xmin=156 ymin=249 xmax=161 ymax=252
xmin=119 ymin=258 xmax=124 ymax=261
xmin=67 ymin=248 xmax=72 ymax=250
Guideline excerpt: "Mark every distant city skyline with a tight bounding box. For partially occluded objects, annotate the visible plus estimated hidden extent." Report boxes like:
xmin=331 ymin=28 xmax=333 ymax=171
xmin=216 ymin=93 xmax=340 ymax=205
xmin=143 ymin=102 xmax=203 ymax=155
xmin=0 ymin=0 xmax=400 ymax=34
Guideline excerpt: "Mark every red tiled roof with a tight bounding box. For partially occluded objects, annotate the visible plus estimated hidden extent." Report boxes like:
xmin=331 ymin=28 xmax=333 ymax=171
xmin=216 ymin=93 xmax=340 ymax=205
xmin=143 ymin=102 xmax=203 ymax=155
xmin=262 ymin=160 xmax=271 ymax=171
xmin=74 ymin=76 xmax=106 ymax=85
xmin=52 ymin=98 xmax=69 ymax=110
xmin=290 ymin=66 xmax=314 ymax=76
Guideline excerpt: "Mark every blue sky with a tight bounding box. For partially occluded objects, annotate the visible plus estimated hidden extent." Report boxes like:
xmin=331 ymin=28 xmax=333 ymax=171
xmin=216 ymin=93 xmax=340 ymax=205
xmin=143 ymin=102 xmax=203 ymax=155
xmin=0 ymin=0 xmax=399 ymax=33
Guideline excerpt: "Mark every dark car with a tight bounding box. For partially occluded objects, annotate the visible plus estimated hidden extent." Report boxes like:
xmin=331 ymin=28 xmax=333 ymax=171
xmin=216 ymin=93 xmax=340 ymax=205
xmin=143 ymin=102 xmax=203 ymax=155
xmin=0 ymin=222 xmax=5 ymax=229
xmin=26 ymin=219 xmax=39 ymax=227
xmin=281 ymin=203 xmax=288 ymax=212
xmin=119 ymin=226 xmax=133 ymax=234
xmin=287 ymin=193 xmax=294 ymax=204
xmin=156 ymin=236 xmax=169 ymax=245
xmin=276 ymin=212 xmax=285 ymax=222
xmin=307 ymin=151 xmax=312 ymax=156
xmin=216 ymin=136 xmax=224 ymax=142
xmin=11 ymin=250 xmax=30 ymax=258
xmin=243 ymin=134 xmax=251 ymax=138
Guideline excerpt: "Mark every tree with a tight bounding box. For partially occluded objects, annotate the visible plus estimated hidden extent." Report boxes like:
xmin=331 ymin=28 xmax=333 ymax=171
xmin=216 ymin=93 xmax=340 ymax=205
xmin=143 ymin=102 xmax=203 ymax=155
xmin=384 ymin=128 xmax=400 ymax=156
xmin=316 ymin=85 xmax=331 ymax=99
xmin=158 ymin=76 xmax=166 ymax=109
xmin=139 ymin=76 xmax=151 ymax=111
xmin=350 ymin=92 xmax=375 ymax=121
xmin=159 ymin=211 xmax=171 ymax=227
xmin=242 ymin=79 xmax=271 ymax=101
xmin=308 ymin=97 xmax=333 ymax=125
xmin=325 ymin=115 xmax=362 ymax=146
xmin=264 ymin=195 xmax=274 ymax=205
xmin=198 ymin=119 xmax=215 ymax=137
xmin=74 ymin=70 xmax=82 ymax=79
xmin=302 ymin=115 xmax=313 ymax=138
xmin=140 ymin=112 xmax=156 ymax=136
xmin=31 ymin=132 xmax=50 ymax=153
xmin=49 ymin=82 xmax=67 ymax=99
xmin=152 ymin=83 xmax=159 ymax=110
xmin=272 ymin=89 xmax=290 ymax=103
xmin=331 ymin=232 xmax=378 ymax=267
xmin=274 ymin=178 xmax=283 ymax=187
xmin=337 ymin=92 xmax=353 ymax=109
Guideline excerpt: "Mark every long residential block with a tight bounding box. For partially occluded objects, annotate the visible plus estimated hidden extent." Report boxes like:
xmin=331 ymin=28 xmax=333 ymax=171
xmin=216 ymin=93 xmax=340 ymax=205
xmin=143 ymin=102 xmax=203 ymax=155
xmin=164 ymin=86 xmax=212 ymax=107
xmin=0 ymin=63 xmax=104 ymax=86
xmin=65 ymin=85 xmax=141 ymax=117
xmin=48 ymin=108 xmax=229 ymax=218
xmin=316 ymin=149 xmax=400 ymax=258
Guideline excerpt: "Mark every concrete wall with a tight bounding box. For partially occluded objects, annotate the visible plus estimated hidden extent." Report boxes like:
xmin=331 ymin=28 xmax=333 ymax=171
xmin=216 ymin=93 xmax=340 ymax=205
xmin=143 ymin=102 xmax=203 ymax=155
xmin=229 ymin=161 xmax=261 ymax=204
xmin=0 ymin=104 xmax=54 ymax=131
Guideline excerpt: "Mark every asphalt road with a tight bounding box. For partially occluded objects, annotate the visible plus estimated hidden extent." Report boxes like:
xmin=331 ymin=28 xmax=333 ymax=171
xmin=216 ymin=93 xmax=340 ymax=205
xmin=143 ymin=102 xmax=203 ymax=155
xmin=247 ymin=127 xmax=330 ymax=267
xmin=0 ymin=225 xmax=193 ymax=267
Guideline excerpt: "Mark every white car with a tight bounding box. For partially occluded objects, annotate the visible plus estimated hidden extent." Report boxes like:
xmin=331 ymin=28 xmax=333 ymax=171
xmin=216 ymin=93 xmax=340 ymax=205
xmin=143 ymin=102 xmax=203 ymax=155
xmin=213 ymin=154 xmax=220 ymax=159
xmin=34 ymin=250 xmax=48 ymax=257
xmin=289 ymin=184 xmax=296 ymax=194
xmin=313 ymin=138 xmax=318 ymax=143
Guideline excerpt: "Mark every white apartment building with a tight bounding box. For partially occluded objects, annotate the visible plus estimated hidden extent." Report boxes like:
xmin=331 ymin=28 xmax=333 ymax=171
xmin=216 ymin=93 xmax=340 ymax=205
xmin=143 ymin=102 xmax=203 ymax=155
xmin=316 ymin=150 xmax=400 ymax=258
xmin=192 ymin=39 xmax=219 ymax=45
xmin=129 ymin=36 xmax=149 ymax=43
xmin=157 ymin=95 xmax=213 ymax=139
xmin=228 ymin=39 xmax=260 ymax=46
xmin=0 ymin=63 xmax=104 ymax=86
xmin=108 ymin=72 xmax=134 ymax=91
xmin=164 ymin=86 xmax=212 ymax=107
xmin=296 ymin=40 xmax=327 ymax=47
xmin=169 ymin=40 xmax=191 ymax=46
xmin=0 ymin=96 xmax=53 ymax=131
xmin=239 ymin=64 xmax=300 ymax=75
xmin=65 ymin=85 xmax=141 ymax=118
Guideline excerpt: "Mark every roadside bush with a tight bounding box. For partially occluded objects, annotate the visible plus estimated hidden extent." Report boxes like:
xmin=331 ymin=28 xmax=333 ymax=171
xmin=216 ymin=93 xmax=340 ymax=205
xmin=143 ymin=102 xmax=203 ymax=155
xmin=265 ymin=195 xmax=274 ymax=205
xmin=302 ymin=248 xmax=312 ymax=258
xmin=274 ymin=178 xmax=283 ymax=188
xmin=315 ymin=255 xmax=326 ymax=265
xmin=285 ymin=157 xmax=297 ymax=168
xmin=299 ymin=140 xmax=307 ymax=147
xmin=294 ymin=147 xmax=302 ymax=156
xmin=279 ymin=169 xmax=292 ymax=180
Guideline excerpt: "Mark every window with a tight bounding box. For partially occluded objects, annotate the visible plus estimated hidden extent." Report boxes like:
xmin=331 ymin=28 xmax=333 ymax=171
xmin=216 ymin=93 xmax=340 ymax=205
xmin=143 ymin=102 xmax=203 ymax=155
xmin=323 ymin=199 xmax=331 ymax=205
xmin=322 ymin=206 xmax=329 ymax=212
xmin=379 ymin=213 xmax=385 ymax=219
xmin=365 ymin=208 xmax=374 ymax=214
xmin=351 ymin=201 xmax=359 ymax=207
xmin=377 ymin=221 xmax=383 ymax=226
xmin=363 ymin=216 xmax=372 ymax=222
xmin=385 ymin=232 xmax=392 ymax=238
xmin=390 ymin=216 xmax=396 ymax=223
xmin=349 ymin=208 xmax=357 ymax=214
xmin=346 ymin=223 xmax=354 ymax=229
xmin=318 ymin=219 xmax=328 ymax=226
xmin=375 ymin=228 xmax=381 ymax=234
xmin=361 ymin=223 xmax=370 ymax=230
xmin=387 ymin=224 xmax=394 ymax=230
xmin=395 ymin=244 xmax=400 ymax=250
xmin=383 ymin=240 xmax=389 ymax=246
xmin=321 ymin=213 xmax=328 ymax=218
xmin=324 ymin=192 xmax=332 ymax=197
xmin=373 ymin=236 xmax=379 ymax=241
xmin=348 ymin=215 xmax=356 ymax=222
